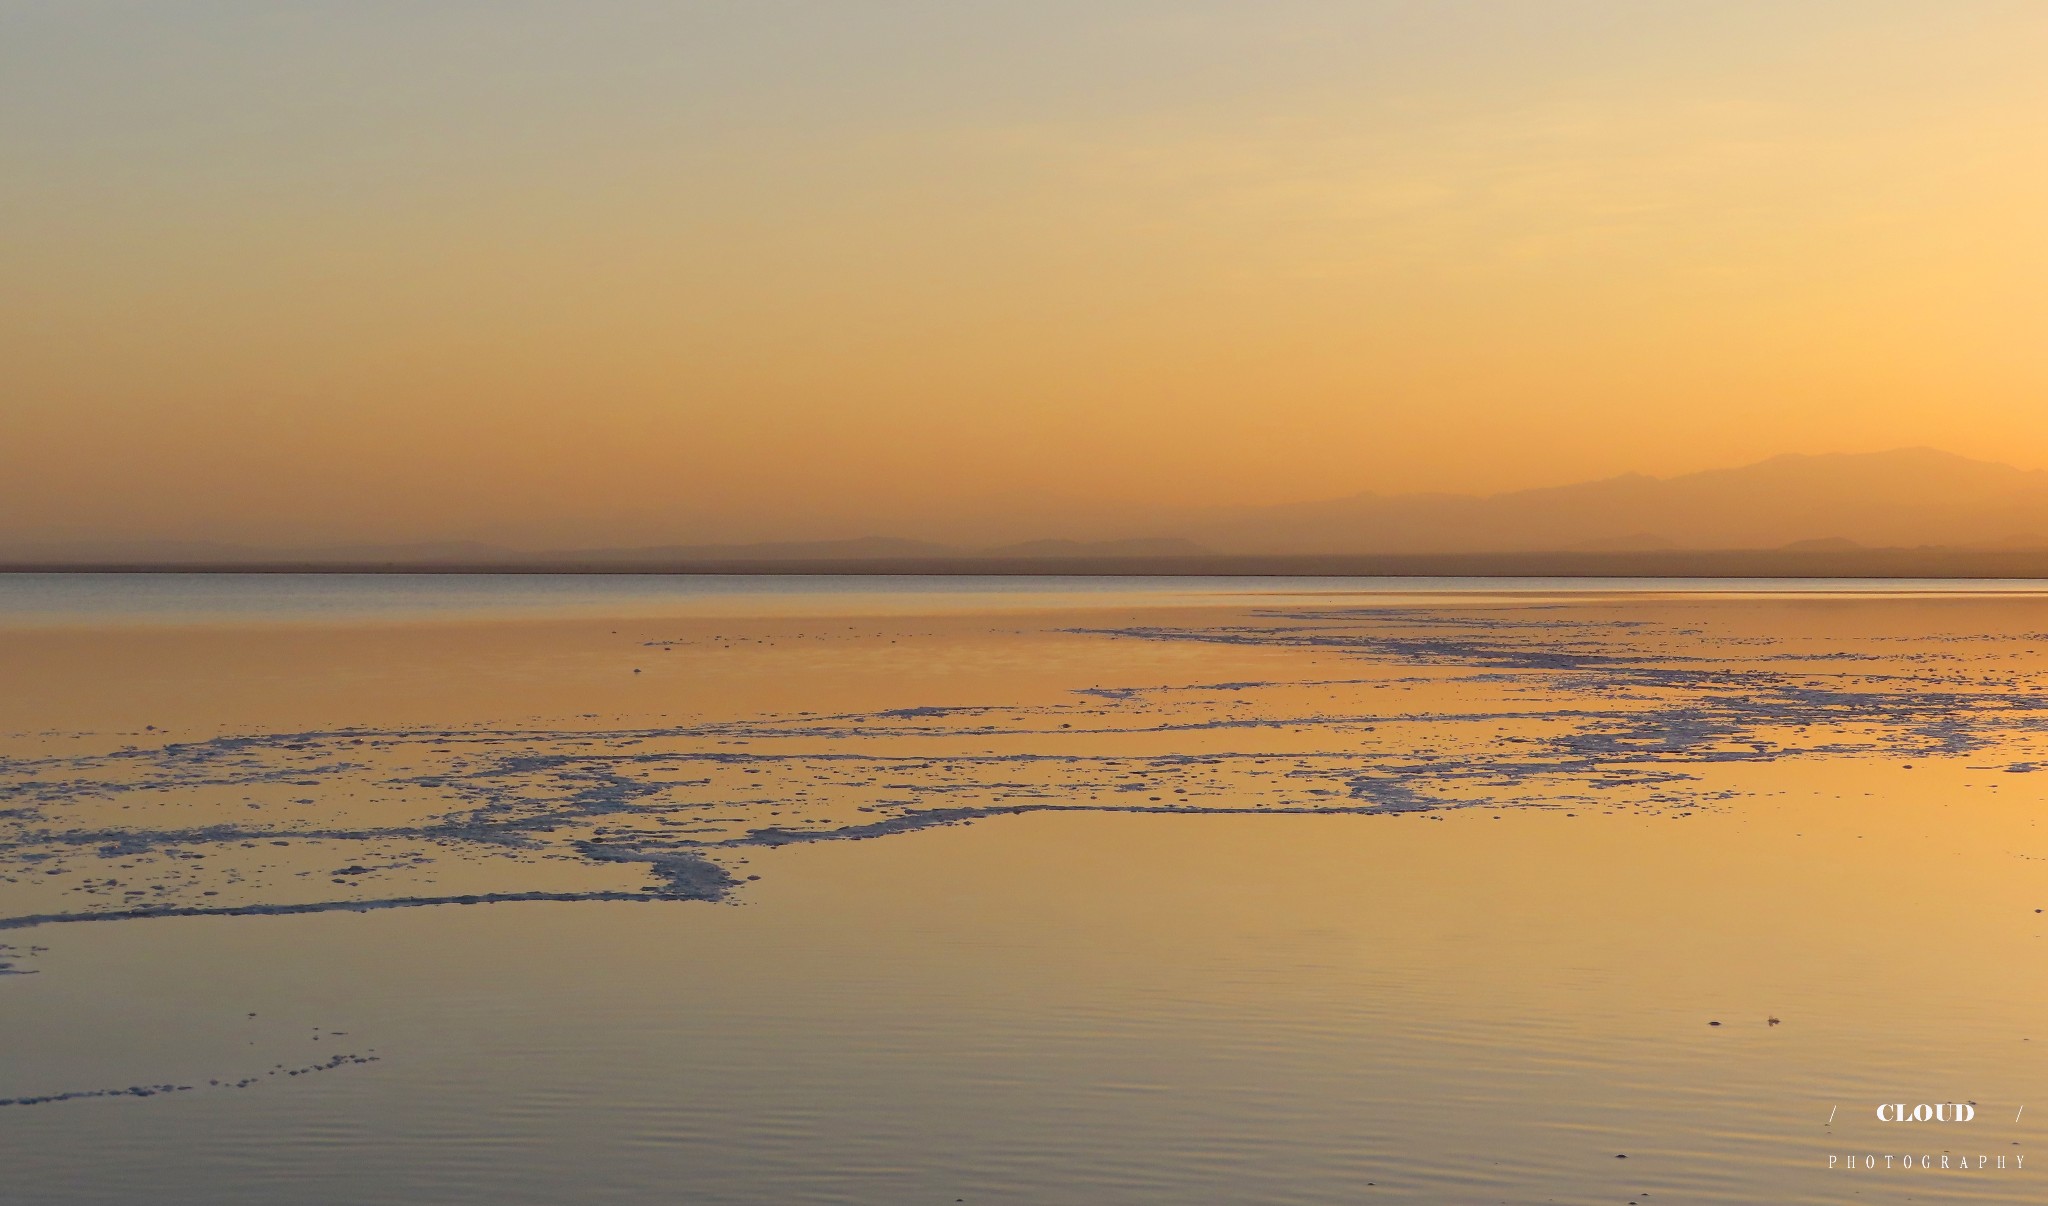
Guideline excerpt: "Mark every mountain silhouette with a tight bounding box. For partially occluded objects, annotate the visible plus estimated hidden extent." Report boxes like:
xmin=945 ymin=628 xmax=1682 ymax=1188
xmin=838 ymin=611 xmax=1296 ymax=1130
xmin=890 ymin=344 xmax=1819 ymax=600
xmin=12 ymin=449 xmax=2048 ymax=566
xmin=1185 ymin=448 xmax=2048 ymax=553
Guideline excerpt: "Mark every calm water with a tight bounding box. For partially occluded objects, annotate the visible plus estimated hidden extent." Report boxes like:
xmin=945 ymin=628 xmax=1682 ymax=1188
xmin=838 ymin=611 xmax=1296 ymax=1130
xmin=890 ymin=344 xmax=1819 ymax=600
xmin=4 ymin=574 xmax=2048 ymax=1202
xmin=6 ymin=571 xmax=2048 ymax=625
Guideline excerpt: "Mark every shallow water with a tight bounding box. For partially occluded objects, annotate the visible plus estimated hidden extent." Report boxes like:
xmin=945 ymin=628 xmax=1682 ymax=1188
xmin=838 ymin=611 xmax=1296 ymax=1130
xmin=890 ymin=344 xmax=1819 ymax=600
xmin=4 ymin=575 xmax=2047 ymax=1201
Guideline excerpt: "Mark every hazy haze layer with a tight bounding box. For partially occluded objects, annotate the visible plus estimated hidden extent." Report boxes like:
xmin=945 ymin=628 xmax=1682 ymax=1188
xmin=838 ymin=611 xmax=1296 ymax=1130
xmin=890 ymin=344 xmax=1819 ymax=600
xmin=5 ymin=2 xmax=2046 ymax=547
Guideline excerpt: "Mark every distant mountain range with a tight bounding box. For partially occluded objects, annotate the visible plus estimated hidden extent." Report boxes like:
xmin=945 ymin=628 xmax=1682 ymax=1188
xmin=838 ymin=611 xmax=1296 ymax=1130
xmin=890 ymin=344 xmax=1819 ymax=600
xmin=13 ymin=448 xmax=2048 ymax=567
xmin=1183 ymin=448 xmax=2048 ymax=554
xmin=0 ymin=534 xmax=1213 ymax=567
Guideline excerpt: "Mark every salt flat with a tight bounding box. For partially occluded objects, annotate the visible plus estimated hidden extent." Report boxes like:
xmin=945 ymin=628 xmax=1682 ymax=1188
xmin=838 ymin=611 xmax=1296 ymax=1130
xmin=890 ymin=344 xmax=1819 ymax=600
xmin=3 ymin=574 xmax=2046 ymax=1202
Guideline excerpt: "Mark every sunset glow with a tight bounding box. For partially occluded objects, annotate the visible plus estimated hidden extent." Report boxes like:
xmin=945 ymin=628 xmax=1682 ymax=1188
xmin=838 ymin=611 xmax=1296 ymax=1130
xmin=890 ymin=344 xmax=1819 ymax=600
xmin=4 ymin=3 xmax=2045 ymax=548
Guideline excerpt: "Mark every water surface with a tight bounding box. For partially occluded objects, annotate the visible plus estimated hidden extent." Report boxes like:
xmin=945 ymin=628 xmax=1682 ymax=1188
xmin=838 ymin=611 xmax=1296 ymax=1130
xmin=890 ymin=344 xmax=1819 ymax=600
xmin=3 ymin=575 xmax=2045 ymax=1202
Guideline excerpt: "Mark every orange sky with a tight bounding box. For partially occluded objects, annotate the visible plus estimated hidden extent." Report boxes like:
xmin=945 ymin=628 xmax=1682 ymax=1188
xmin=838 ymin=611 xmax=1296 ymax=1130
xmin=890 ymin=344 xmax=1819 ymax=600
xmin=4 ymin=2 xmax=2046 ymax=548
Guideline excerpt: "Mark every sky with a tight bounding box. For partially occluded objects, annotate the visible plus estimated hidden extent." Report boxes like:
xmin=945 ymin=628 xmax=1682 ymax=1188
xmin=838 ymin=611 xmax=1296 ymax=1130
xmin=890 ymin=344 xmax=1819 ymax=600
xmin=4 ymin=1 xmax=2046 ymax=548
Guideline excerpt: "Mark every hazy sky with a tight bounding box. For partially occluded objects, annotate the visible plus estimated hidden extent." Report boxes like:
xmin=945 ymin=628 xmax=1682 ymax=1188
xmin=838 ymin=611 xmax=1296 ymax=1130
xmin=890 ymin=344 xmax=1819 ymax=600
xmin=5 ymin=1 xmax=2046 ymax=547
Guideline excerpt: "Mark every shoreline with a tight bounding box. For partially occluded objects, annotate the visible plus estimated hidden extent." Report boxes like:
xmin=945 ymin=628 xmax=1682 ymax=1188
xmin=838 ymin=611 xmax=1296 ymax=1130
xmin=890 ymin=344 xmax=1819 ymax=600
xmin=13 ymin=548 xmax=2048 ymax=580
